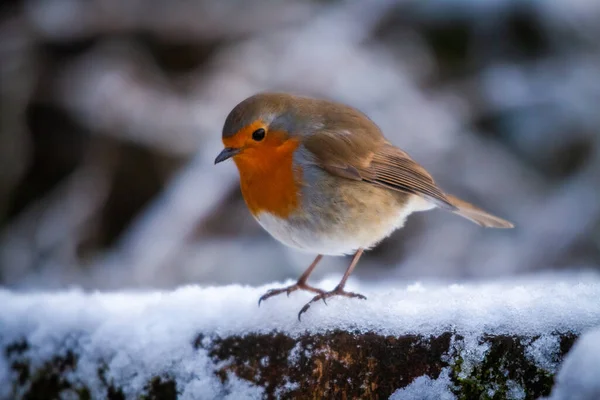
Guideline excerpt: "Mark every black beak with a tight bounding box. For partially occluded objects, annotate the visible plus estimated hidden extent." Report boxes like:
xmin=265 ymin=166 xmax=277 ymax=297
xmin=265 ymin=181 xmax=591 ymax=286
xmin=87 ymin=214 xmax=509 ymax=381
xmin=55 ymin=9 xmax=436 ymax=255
xmin=214 ymin=147 xmax=241 ymax=164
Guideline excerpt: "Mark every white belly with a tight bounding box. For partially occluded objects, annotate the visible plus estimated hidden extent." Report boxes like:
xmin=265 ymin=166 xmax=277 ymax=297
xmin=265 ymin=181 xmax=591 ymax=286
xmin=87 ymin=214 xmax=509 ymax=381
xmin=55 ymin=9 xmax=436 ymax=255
xmin=254 ymin=195 xmax=434 ymax=256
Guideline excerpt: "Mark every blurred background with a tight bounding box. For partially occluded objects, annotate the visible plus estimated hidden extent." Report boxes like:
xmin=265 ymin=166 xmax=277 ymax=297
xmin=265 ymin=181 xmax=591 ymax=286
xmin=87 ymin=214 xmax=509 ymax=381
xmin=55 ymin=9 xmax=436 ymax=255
xmin=1 ymin=0 xmax=599 ymax=291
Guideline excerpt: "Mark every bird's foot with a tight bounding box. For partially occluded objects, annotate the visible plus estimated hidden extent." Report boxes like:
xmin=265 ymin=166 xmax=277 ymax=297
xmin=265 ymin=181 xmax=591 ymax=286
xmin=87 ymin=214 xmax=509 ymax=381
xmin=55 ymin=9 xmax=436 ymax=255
xmin=297 ymin=286 xmax=367 ymax=321
xmin=258 ymin=282 xmax=325 ymax=306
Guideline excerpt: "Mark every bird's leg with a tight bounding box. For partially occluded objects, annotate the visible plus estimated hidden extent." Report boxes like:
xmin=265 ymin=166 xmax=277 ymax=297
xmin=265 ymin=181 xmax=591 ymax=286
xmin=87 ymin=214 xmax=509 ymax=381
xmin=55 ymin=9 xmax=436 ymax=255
xmin=258 ymin=255 xmax=325 ymax=306
xmin=298 ymin=248 xmax=367 ymax=321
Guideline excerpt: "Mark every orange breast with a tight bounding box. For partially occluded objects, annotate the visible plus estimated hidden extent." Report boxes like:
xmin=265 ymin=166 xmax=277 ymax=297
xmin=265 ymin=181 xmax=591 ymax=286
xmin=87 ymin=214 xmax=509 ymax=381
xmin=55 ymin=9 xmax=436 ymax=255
xmin=234 ymin=138 xmax=302 ymax=218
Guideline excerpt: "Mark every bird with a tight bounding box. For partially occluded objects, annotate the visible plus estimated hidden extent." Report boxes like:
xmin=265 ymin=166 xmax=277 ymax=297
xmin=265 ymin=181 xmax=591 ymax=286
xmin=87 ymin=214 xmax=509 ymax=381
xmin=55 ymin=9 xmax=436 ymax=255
xmin=214 ymin=92 xmax=514 ymax=320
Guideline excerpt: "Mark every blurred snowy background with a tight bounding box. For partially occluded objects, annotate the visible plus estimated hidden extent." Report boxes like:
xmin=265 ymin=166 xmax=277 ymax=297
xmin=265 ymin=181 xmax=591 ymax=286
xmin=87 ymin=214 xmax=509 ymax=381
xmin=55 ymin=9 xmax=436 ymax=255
xmin=1 ymin=0 xmax=599 ymax=291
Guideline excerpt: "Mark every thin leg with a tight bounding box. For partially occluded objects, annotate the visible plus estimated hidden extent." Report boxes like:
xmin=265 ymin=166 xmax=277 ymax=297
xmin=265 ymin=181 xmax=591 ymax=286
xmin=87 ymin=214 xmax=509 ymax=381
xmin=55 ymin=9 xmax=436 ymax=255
xmin=297 ymin=254 xmax=323 ymax=285
xmin=333 ymin=248 xmax=364 ymax=292
xmin=258 ymin=255 xmax=325 ymax=306
xmin=298 ymin=249 xmax=367 ymax=321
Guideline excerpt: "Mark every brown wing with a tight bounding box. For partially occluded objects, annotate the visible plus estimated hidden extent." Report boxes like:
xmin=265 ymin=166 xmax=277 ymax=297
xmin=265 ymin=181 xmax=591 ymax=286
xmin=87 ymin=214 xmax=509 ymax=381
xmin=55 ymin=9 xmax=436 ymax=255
xmin=363 ymin=144 xmax=455 ymax=210
xmin=304 ymin=127 xmax=456 ymax=210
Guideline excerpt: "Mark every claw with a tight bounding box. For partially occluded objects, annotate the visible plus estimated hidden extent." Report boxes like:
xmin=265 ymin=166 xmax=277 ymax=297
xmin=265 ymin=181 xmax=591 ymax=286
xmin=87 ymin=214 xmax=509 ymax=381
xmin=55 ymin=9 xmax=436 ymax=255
xmin=296 ymin=288 xmax=367 ymax=321
xmin=298 ymin=304 xmax=310 ymax=321
xmin=258 ymin=293 xmax=268 ymax=307
xmin=257 ymin=283 xmax=326 ymax=307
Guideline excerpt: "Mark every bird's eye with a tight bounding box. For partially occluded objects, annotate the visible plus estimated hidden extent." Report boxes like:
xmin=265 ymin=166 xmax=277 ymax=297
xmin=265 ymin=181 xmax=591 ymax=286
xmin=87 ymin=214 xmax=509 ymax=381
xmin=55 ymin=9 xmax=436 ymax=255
xmin=252 ymin=128 xmax=266 ymax=141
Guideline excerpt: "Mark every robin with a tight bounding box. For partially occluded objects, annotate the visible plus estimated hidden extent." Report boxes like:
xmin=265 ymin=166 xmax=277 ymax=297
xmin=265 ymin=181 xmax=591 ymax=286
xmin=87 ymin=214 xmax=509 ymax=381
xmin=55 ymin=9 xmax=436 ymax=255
xmin=214 ymin=92 xmax=514 ymax=320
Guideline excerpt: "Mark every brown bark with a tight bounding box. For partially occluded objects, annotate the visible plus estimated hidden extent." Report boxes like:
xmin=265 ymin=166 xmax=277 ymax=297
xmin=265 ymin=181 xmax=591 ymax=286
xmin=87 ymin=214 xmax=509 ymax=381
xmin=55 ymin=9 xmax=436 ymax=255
xmin=2 ymin=330 xmax=578 ymax=399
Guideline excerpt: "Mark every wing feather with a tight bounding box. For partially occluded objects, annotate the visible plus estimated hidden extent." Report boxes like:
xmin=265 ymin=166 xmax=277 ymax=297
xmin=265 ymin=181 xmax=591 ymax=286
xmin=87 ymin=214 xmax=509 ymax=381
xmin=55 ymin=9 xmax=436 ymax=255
xmin=305 ymin=127 xmax=455 ymax=210
xmin=366 ymin=145 xmax=455 ymax=209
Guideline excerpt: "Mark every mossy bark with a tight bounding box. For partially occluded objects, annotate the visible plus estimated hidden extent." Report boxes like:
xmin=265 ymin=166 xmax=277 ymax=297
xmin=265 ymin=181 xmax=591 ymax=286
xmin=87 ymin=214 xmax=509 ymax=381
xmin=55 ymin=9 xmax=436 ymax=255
xmin=3 ymin=330 xmax=578 ymax=400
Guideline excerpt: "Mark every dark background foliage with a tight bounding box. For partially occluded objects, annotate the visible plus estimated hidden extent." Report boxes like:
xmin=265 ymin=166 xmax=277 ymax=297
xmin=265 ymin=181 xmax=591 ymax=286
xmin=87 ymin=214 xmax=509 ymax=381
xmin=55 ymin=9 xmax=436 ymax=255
xmin=1 ymin=0 xmax=599 ymax=289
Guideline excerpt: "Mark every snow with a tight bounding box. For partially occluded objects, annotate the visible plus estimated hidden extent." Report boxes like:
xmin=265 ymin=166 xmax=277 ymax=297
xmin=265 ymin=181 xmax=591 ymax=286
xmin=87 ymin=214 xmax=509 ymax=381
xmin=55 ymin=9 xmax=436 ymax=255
xmin=547 ymin=326 xmax=600 ymax=400
xmin=390 ymin=368 xmax=456 ymax=400
xmin=526 ymin=334 xmax=562 ymax=371
xmin=1 ymin=272 xmax=600 ymax=398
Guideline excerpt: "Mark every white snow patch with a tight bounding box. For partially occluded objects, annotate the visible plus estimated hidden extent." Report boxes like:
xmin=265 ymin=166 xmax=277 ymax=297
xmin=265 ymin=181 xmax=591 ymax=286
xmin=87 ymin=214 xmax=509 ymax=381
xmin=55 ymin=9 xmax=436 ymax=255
xmin=1 ymin=272 xmax=600 ymax=398
xmin=274 ymin=379 xmax=300 ymax=398
xmin=546 ymin=326 xmax=600 ymax=400
xmin=526 ymin=334 xmax=561 ymax=372
xmin=452 ymin=335 xmax=491 ymax=380
xmin=221 ymin=373 xmax=265 ymax=400
xmin=390 ymin=367 xmax=456 ymax=400
xmin=506 ymin=380 xmax=526 ymax=400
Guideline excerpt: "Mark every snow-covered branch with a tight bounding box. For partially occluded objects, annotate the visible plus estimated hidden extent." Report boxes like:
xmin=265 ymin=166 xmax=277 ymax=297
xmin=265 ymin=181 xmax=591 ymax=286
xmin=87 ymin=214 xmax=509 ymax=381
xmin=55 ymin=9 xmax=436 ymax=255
xmin=2 ymin=274 xmax=599 ymax=399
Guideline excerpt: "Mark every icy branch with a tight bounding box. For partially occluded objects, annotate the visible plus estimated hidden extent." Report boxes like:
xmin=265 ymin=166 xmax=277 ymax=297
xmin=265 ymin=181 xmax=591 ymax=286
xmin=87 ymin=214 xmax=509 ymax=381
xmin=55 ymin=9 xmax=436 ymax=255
xmin=2 ymin=275 xmax=599 ymax=399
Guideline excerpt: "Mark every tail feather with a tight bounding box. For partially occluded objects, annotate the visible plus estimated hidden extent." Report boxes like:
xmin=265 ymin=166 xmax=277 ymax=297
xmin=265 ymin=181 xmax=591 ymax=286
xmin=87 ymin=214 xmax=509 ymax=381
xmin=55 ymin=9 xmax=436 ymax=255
xmin=445 ymin=194 xmax=514 ymax=229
